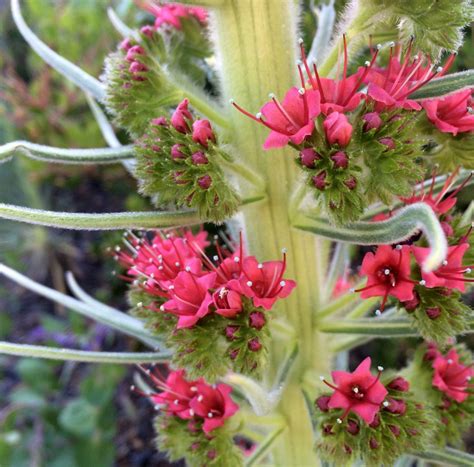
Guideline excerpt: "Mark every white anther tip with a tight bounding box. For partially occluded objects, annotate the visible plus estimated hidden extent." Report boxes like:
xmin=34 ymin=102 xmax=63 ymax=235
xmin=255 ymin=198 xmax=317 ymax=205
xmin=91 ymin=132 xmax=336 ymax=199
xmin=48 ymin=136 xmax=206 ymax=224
xmin=298 ymin=37 xmax=304 ymax=45
xmin=336 ymin=418 xmax=342 ymax=424
xmin=383 ymin=401 xmax=389 ymax=407
xmin=229 ymin=98 xmax=234 ymax=104
xmin=375 ymin=309 xmax=382 ymax=316
xmin=377 ymin=366 xmax=384 ymax=372
xmin=319 ymin=375 xmax=325 ymax=381
xmin=419 ymin=280 xmax=426 ymax=286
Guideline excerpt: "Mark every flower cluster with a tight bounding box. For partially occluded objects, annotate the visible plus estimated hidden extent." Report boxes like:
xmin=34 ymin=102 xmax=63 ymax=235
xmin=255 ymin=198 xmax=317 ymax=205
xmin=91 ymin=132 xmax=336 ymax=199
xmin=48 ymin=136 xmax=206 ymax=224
xmin=114 ymin=229 xmax=296 ymax=380
xmin=233 ymin=38 xmax=474 ymax=223
xmin=355 ymin=170 xmax=474 ymax=342
xmin=134 ymin=99 xmax=240 ymax=222
xmin=315 ymin=357 xmax=433 ymax=465
xmin=140 ymin=1 xmax=208 ymax=30
xmin=407 ymin=343 xmax=474 ymax=446
xmin=135 ymin=368 xmax=242 ymax=466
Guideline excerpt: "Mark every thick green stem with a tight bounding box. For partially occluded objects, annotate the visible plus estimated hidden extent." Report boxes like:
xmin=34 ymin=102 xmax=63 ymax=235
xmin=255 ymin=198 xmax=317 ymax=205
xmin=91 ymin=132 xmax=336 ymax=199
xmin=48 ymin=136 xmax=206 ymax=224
xmin=212 ymin=2 xmax=330 ymax=465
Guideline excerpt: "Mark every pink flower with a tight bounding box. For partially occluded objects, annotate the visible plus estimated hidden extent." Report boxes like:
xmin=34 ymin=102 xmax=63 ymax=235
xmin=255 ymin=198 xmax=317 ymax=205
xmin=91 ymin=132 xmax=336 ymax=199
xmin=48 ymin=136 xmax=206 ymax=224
xmin=432 ymin=348 xmax=473 ymax=403
xmin=364 ymin=44 xmax=455 ymax=112
xmin=192 ymin=119 xmax=216 ymax=148
xmin=232 ymin=87 xmax=321 ymax=149
xmin=400 ymin=169 xmax=471 ymax=215
xmin=299 ymin=36 xmax=372 ymax=115
xmin=323 ymin=112 xmax=353 ymax=147
xmin=171 ymin=99 xmax=193 ymax=133
xmin=213 ymin=287 xmax=243 ymax=318
xmin=323 ymin=357 xmax=388 ymax=424
xmin=422 ymin=89 xmax=474 ymax=136
xmin=189 ymin=382 xmax=239 ymax=433
xmin=163 ymin=271 xmax=216 ymax=328
xmin=150 ymin=369 xmax=200 ymax=419
xmin=412 ymin=243 xmax=472 ymax=292
xmin=357 ymin=245 xmax=415 ymax=311
xmin=142 ymin=2 xmax=208 ymax=30
xmin=230 ymin=255 xmax=296 ymax=309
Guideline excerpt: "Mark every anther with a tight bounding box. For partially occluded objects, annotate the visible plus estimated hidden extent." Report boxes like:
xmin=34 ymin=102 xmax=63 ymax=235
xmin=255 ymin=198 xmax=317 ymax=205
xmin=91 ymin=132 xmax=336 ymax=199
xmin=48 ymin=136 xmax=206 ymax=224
xmin=395 ymin=245 xmax=402 ymax=250
xmin=175 ymin=262 xmax=180 ymax=267
xmin=442 ymin=260 xmax=448 ymax=266
xmin=364 ymin=60 xmax=370 ymax=67
xmin=198 ymin=395 xmax=204 ymax=402
xmin=189 ymin=409 xmax=195 ymax=416
xmin=229 ymin=98 xmax=234 ymax=105
xmin=298 ymin=37 xmax=304 ymax=45
xmin=258 ymin=263 xmax=263 ymax=269
xmin=213 ymin=255 xmax=219 ymax=261
xmin=319 ymin=375 xmax=325 ymax=381
xmin=298 ymin=87 xmax=305 ymax=95
xmin=375 ymin=309 xmax=382 ymax=316
xmin=383 ymin=400 xmax=390 ymax=407
xmin=268 ymin=92 xmax=276 ymax=99
xmin=419 ymin=280 xmax=426 ymax=286
xmin=336 ymin=418 xmax=342 ymax=424
xmin=436 ymin=66 xmax=443 ymax=73
xmin=247 ymin=281 xmax=253 ymax=287
xmin=208 ymin=412 xmax=213 ymax=418
xmin=384 ymin=269 xmax=390 ymax=275
xmin=376 ymin=43 xmax=382 ymax=50
xmin=256 ymin=112 xmax=262 ymax=119
xmin=281 ymin=248 xmax=288 ymax=254
xmin=377 ymin=366 xmax=384 ymax=371
xmin=185 ymin=266 xmax=191 ymax=272
xmin=234 ymin=257 xmax=240 ymax=263
xmin=160 ymin=305 xmax=165 ymax=311
xmin=280 ymin=281 xmax=286 ymax=287
xmin=137 ymin=302 xmax=143 ymax=308
xmin=191 ymin=386 xmax=198 ymax=392
xmin=447 ymin=359 xmax=453 ymax=364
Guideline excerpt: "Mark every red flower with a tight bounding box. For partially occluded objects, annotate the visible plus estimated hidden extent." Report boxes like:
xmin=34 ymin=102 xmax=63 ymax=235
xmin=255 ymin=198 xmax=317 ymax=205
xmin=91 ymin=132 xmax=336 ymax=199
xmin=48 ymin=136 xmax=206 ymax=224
xmin=141 ymin=2 xmax=207 ymax=29
xmin=412 ymin=243 xmax=473 ymax=292
xmin=299 ymin=36 xmax=376 ymax=115
xmin=323 ymin=112 xmax=353 ymax=147
xmin=230 ymin=254 xmax=296 ymax=309
xmin=322 ymin=357 xmax=388 ymax=424
xmin=213 ymin=287 xmax=243 ymax=318
xmin=171 ymin=99 xmax=193 ymax=133
xmin=163 ymin=271 xmax=216 ymax=328
xmin=150 ymin=369 xmax=200 ymax=419
xmin=189 ymin=382 xmax=239 ymax=433
xmin=422 ymin=89 xmax=474 ymax=136
xmin=232 ymin=87 xmax=321 ymax=149
xmin=192 ymin=119 xmax=216 ymax=148
xmin=357 ymin=245 xmax=415 ymax=311
xmin=400 ymin=169 xmax=472 ymax=215
xmin=364 ymin=42 xmax=454 ymax=112
xmin=432 ymin=348 xmax=473 ymax=403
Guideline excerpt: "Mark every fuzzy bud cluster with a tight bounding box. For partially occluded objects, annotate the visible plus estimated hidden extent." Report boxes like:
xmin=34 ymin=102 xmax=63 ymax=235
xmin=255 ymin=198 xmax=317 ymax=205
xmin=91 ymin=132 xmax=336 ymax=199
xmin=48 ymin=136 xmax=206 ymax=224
xmin=233 ymin=38 xmax=474 ymax=224
xmin=114 ymin=229 xmax=296 ymax=380
xmin=139 ymin=368 xmax=243 ymax=465
xmin=354 ymin=170 xmax=474 ymax=343
xmin=134 ymin=99 xmax=240 ymax=222
xmin=314 ymin=357 xmax=433 ymax=465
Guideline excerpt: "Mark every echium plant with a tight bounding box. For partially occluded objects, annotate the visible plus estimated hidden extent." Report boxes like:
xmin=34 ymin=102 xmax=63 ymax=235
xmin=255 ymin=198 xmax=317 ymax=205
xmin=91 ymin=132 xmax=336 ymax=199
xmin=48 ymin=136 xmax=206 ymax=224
xmin=2 ymin=0 xmax=474 ymax=465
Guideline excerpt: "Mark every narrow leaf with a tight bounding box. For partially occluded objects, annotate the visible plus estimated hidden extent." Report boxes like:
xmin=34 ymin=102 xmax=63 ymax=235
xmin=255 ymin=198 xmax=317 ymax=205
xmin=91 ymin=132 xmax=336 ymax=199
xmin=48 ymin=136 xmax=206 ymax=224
xmin=413 ymin=447 xmax=474 ymax=467
xmin=0 ymin=341 xmax=170 ymax=364
xmin=107 ymin=7 xmax=139 ymax=40
xmin=0 ymin=140 xmax=133 ymax=164
xmin=320 ymin=317 xmax=474 ymax=337
xmin=11 ymin=0 xmax=105 ymax=100
xmin=0 ymin=204 xmax=202 ymax=230
xmin=294 ymin=202 xmax=447 ymax=272
xmin=410 ymin=70 xmax=474 ymax=99
xmin=0 ymin=263 xmax=161 ymax=347
xmin=245 ymin=426 xmax=285 ymax=467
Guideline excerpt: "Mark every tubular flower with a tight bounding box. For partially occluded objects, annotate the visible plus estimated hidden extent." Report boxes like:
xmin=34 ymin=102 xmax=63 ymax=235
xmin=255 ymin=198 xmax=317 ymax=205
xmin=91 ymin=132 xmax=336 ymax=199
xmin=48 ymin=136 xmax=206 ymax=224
xmin=364 ymin=41 xmax=455 ymax=112
xmin=323 ymin=112 xmax=353 ymax=147
xmin=189 ymin=382 xmax=239 ymax=433
xmin=171 ymin=98 xmax=193 ymax=133
xmin=432 ymin=348 xmax=474 ymax=403
xmin=356 ymin=245 xmax=415 ymax=311
xmin=422 ymin=88 xmax=474 ymax=135
xmin=163 ymin=271 xmax=216 ymax=328
xmin=230 ymin=253 xmax=297 ymax=310
xmin=140 ymin=1 xmax=208 ymax=29
xmin=321 ymin=357 xmax=388 ymax=424
xmin=412 ymin=242 xmax=473 ymax=293
xmin=298 ymin=36 xmax=377 ymax=115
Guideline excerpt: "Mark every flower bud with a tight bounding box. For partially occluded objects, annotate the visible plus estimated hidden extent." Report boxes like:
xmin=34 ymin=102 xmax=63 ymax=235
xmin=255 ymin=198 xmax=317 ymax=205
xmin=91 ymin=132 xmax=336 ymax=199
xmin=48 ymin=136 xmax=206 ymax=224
xmin=323 ymin=112 xmax=353 ymax=147
xmin=248 ymin=338 xmax=262 ymax=352
xmin=388 ymin=425 xmax=401 ymax=437
xmin=229 ymin=348 xmax=239 ymax=360
xmin=362 ymin=112 xmax=382 ymax=131
xmin=379 ymin=137 xmax=395 ymax=150
xmin=191 ymin=151 xmax=209 ymax=165
xmin=140 ymin=25 xmax=155 ymax=37
xmin=424 ymin=344 xmax=439 ymax=361
xmin=171 ymin=99 xmax=193 ymax=133
xmin=344 ymin=445 xmax=352 ymax=455
xmin=346 ymin=419 xmax=360 ymax=436
xmin=129 ymin=61 xmax=148 ymax=74
xmin=225 ymin=325 xmax=239 ymax=341
xmin=126 ymin=45 xmax=145 ymax=62
xmin=426 ymin=306 xmax=441 ymax=320
xmin=192 ymin=119 xmax=216 ymax=148
xmin=402 ymin=292 xmax=420 ymax=312
xmin=441 ymin=221 xmax=454 ymax=237
xmin=171 ymin=144 xmax=186 ymax=160
xmin=299 ymin=148 xmax=320 ymax=169
xmin=385 ymin=398 xmax=407 ymax=415
xmin=344 ymin=176 xmax=357 ymax=190
xmin=322 ymin=424 xmax=333 ymax=435
xmin=249 ymin=311 xmax=266 ymax=330
xmin=369 ymin=438 xmax=379 ymax=449
xmin=207 ymin=450 xmax=217 ymax=460
xmin=151 ymin=117 xmax=168 ymax=126
xmin=387 ymin=377 xmax=410 ymax=392
xmin=315 ymin=395 xmax=330 ymax=412
xmin=369 ymin=414 xmax=380 ymax=428
xmin=198 ymin=175 xmax=212 ymax=189
xmin=312 ymin=171 xmax=328 ymax=190
xmin=330 ymin=151 xmax=349 ymax=169
xmin=119 ymin=38 xmax=133 ymax=52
